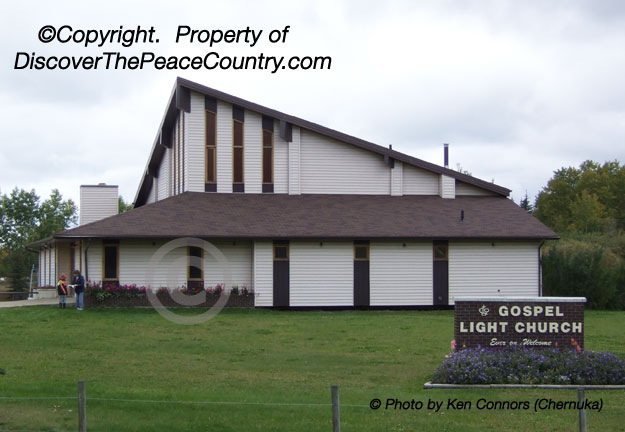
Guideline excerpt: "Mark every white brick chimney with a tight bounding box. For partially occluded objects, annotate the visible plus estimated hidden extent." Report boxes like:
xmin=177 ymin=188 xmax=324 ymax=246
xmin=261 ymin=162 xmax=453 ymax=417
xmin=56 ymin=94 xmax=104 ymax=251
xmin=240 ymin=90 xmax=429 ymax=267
xmin=79 ymin=184 xmax=118 ymax=225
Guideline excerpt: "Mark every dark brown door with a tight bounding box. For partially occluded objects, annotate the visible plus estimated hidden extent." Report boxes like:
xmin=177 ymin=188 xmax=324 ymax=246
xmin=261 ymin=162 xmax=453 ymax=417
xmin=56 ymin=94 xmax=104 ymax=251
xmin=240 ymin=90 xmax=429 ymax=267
xmin=273 ymin=242 xmax=289 ymax=307
xmin=433 ymin=241 xmax=449 ymax=306
xmin=353 ymin=241 xmax=370 ymax=307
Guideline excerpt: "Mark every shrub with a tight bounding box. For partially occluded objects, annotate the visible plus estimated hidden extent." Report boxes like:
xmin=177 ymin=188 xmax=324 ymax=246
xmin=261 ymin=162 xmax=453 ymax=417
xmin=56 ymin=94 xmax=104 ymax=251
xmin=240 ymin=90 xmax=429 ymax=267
xmin=542 ymin=241 xmax=625 ymax=309
xmin=431 ymin=346 xmax=625 ymax=385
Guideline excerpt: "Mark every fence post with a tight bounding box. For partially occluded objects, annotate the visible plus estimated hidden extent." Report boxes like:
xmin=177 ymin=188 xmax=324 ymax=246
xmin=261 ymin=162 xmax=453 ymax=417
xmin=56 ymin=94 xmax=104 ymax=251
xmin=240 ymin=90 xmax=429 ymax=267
xmin=331 ymin=385 xmax=340 ymax=432
xmin=577 ymin=388 xmax=587 ymax=432
xmin=78 ymin=381 xmax=86 ymax=432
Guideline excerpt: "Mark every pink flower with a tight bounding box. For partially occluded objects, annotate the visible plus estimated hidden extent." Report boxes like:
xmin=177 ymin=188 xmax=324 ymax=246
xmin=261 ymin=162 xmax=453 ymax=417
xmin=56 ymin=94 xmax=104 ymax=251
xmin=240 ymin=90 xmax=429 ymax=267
xmin=451 ymin=340 xmax=456 ymax=351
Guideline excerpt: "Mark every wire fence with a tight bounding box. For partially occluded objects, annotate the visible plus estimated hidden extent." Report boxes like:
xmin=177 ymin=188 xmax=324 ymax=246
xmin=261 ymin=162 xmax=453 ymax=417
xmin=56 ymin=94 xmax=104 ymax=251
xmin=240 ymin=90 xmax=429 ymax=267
xmin=3 ymin=383 xmax=625 ymax=432
xmin=0 ymin=383 xmax=349 ymax=432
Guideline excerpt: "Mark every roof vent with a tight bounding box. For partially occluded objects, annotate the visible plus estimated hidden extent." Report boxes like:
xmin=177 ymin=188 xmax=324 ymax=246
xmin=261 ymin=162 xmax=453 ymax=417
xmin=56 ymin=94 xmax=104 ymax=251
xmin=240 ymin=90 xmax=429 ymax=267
xmin=444 ymin=143 xmax=449 ymax=168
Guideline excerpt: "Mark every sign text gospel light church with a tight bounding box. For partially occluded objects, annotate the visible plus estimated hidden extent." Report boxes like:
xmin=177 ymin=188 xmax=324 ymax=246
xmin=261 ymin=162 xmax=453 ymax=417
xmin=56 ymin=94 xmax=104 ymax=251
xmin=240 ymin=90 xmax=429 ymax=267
xmin=454 ymin=297 xmax=586 ymax=349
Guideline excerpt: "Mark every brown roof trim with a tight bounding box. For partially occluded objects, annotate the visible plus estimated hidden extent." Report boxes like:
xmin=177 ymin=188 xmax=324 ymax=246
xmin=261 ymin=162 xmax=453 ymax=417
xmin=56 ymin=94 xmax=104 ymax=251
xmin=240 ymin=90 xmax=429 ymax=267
xmin=134 ymin=78 xmax=511 ymax=206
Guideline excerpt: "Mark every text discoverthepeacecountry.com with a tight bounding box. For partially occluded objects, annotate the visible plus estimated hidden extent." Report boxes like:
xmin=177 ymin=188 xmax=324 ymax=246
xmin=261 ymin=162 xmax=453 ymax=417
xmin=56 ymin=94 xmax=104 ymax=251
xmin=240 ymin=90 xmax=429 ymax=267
xmin=14 ymin=25 xmax=332 ymax=73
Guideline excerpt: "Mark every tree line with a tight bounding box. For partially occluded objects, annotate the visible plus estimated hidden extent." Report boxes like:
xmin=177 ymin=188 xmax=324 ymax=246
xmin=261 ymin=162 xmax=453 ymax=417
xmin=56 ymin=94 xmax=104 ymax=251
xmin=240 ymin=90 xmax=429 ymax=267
xmin=0 ymin=189 xmax=131 ymax=291
xmin=525 ymin=160 xmax=625 ymax=309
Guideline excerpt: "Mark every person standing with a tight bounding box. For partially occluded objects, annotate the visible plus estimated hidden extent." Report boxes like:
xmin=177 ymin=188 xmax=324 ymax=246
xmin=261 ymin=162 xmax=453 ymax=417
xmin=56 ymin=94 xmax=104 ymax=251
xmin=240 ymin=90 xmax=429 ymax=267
xmin=57 ymin=274 xmax=68 ymax=308
xmin=72 ymin=270 xmax=86 ymax=310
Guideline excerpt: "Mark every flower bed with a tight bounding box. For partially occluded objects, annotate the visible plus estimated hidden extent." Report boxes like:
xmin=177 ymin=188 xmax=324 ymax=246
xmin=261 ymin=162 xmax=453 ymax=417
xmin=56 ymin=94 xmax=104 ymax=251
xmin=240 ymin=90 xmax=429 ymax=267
xmin=85 ymin=283 xmax=254 ymax=308
xmin=431 ymin=346 xmax=625 ymax=385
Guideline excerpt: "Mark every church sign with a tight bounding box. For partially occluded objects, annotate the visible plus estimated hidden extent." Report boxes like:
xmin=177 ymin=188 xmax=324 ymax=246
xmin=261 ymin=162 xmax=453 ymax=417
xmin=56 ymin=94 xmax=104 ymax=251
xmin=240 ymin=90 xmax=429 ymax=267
xmin=454 ymin=297 xmax=586 ymax=350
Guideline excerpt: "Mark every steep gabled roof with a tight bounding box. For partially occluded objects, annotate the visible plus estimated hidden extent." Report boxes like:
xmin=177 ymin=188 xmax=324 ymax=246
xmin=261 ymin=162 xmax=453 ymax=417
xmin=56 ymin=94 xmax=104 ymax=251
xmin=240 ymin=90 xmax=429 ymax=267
xmin=134 ymin=77 xmax=511 ymax=206
xmin=59 ymin=193 xmax=557 ymax=240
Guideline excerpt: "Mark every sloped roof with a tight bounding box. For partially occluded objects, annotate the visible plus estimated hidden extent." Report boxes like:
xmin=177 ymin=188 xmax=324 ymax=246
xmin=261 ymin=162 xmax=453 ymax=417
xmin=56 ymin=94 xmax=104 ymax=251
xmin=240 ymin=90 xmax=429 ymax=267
xmin=57 ymin=192 xmax=557 ymax=240
xmin=134 ymin=77 xmax=511 ymax=206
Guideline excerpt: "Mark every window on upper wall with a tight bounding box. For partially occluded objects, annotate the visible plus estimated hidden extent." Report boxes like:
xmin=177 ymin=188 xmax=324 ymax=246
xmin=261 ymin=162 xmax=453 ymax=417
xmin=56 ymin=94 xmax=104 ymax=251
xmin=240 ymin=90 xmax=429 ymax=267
xmin=205 ymin=110 xmax=217 ymax=190
xmin=188 ymin=246 xmax=203 ymax=280
xmin=103 ymin=243 xmax=119 ymax=281
xmin=232 ymin=119 xmax=244 ymax=189
xmin=262 ymin=116 xmax=274 ymax=193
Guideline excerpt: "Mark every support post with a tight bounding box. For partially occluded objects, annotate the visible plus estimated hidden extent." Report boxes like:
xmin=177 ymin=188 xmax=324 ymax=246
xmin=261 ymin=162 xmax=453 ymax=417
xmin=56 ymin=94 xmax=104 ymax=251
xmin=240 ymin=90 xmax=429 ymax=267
xmin=578 ymin=388 xmax=587 ymax=432
xmin=78 ymin=381 xmax=86 ymax=432
xmin=331 ymin=385 xmax=340 ymax=432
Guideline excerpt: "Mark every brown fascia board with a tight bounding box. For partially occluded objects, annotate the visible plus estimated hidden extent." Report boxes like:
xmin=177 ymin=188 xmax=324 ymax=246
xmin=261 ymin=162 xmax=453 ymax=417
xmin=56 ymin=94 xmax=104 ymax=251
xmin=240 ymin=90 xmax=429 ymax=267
xmin=56 ymin=234 xmax=559 ymax=241
xmin=134 ymin=77 xmax=511 ymax=206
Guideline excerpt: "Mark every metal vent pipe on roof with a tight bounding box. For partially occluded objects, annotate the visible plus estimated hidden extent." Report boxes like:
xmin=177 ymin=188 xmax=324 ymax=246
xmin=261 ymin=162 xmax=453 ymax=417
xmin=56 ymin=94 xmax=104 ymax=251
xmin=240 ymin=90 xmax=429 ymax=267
xmin=444 ymin=143 xmax=449 ymax=168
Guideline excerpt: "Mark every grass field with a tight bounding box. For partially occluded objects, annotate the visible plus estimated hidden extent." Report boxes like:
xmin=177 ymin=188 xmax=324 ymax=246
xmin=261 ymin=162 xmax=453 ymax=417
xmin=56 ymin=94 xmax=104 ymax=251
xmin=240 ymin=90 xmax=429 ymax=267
xmin=1 ymin=307 xmax=625 ymax=431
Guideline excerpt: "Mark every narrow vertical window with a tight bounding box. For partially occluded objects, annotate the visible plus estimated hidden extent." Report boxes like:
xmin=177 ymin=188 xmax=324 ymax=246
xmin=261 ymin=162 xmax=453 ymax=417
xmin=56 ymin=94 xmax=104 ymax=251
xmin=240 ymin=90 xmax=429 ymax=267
xmin=205 ymin=110 xmax=217 ymax=191
xmin=188 ymin=246 xmax=203 ymax=280
xmin=262 ymin=116 xmax=274 ymax=193
xmin=103 ymin=243 xmax=119 ymax=281
xmin=181 ymin=111 xmax=185 ymax=193
xmin=232 ymin=119 xmax=244 ymax=191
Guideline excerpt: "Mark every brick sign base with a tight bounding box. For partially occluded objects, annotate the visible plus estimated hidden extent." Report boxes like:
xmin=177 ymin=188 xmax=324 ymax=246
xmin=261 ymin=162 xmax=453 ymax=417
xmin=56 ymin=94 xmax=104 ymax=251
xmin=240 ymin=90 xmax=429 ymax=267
xmin=454 ymin=297 xmax=586 ymax=350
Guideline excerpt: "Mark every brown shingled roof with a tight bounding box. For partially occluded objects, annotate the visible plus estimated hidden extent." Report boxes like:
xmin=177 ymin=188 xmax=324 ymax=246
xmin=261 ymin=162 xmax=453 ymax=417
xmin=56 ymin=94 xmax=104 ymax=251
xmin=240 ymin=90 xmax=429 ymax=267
xmin=57 ymin=193 xmax=558 ymax=240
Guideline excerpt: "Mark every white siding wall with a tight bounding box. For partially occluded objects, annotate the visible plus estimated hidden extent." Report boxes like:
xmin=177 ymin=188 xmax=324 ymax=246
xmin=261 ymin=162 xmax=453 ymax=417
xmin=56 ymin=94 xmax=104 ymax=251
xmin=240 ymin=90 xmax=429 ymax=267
xmin=455 ymin=181 xmax=497 ymax=196
xmin=86 ymin=240 xmax=102 ymax=283
xmin=402 ymin=165 xmax=439 ymax=195
xmin=117 ymin=239 xmax=252 ymax=289
xmin=449 ymin=241 xmax=540 ymax=304
xmin=253 ymin=241 xmax=273 ymax=306
xmin=41 ymin=248 xmax=47 ymax=286
xmin=157 ymin=148 xmax=170 ymax=200
xmin=300 ymin=130 xmax=390 ymax=194
xmin=244 ymin=111 xmax=262 ymax=193
xmin=391 ymin=161 xmax=403 ymax=196
xmin=80 ymin=186 xmax=118 ymax=225
xmin=290 ymin=241 xmax=353 ymax=306
xmin=439 ymin=175 xmax=455 ymax=198
xmin=50 ymin=247 xmax=56 ymax=285
xmin=274 ymin=121 xmax=289 ymax=193
xmin=74 ymin=244 xmax=81 ymax=272
xmin=202 ymin=241 xmax=252 ymax=289
xmin=217 ymin=101 xmax=233 ymax=193
xmin=288 ymin=126 xmax=301 ymax=195
xmin=186 ymin=91 xmax=205 ymax=193
xmin=118 ymin=239 xmax=186 ymax=288
xmin=370 ymin=242 xmax=433 ymax=305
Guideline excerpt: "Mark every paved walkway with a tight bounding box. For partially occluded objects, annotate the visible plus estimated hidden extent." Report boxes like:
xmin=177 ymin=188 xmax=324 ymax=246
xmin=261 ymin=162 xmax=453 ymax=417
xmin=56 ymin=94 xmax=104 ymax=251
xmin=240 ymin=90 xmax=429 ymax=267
xmin=0 ymin=297 xmax=76 ymax=308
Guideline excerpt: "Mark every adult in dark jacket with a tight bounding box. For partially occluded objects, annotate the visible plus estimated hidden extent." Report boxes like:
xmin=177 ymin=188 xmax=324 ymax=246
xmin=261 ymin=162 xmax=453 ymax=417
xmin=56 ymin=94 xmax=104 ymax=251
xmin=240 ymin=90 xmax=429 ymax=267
xmin=72 ymin=270 xmax=86 ymax=310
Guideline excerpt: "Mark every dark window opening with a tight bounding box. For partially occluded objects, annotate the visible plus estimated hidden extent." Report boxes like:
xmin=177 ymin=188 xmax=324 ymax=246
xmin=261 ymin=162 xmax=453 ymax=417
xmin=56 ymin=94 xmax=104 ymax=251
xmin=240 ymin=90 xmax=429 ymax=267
xmin=262 ymin=129 xmax=273 ymax=185
xmin=205 ymin=110 xmax=216 ymax=184
xmin=274 ymin=243 xmax=289 ymax=261
xmin=233 ymin=120 xmax=244 ymax=185
xmin=188 ymin=246 xmax=203 ymax=280
xmin=433 ymin=242 xmax=448 ymax=261
xmin=103 ymin=244 xmax=118 ymax=280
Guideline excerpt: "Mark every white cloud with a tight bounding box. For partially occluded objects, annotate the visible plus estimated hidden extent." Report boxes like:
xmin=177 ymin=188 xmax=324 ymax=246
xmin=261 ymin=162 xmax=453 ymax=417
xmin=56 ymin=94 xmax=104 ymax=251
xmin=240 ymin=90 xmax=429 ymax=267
xmin=1 ymin=0 xmax=624 ymax=208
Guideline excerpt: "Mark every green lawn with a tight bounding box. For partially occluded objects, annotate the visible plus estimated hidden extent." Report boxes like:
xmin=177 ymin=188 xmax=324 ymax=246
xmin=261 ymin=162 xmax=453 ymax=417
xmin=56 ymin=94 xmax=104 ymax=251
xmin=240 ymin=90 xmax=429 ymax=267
xmin=1 ymin=307 xmax=625 ymax=431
